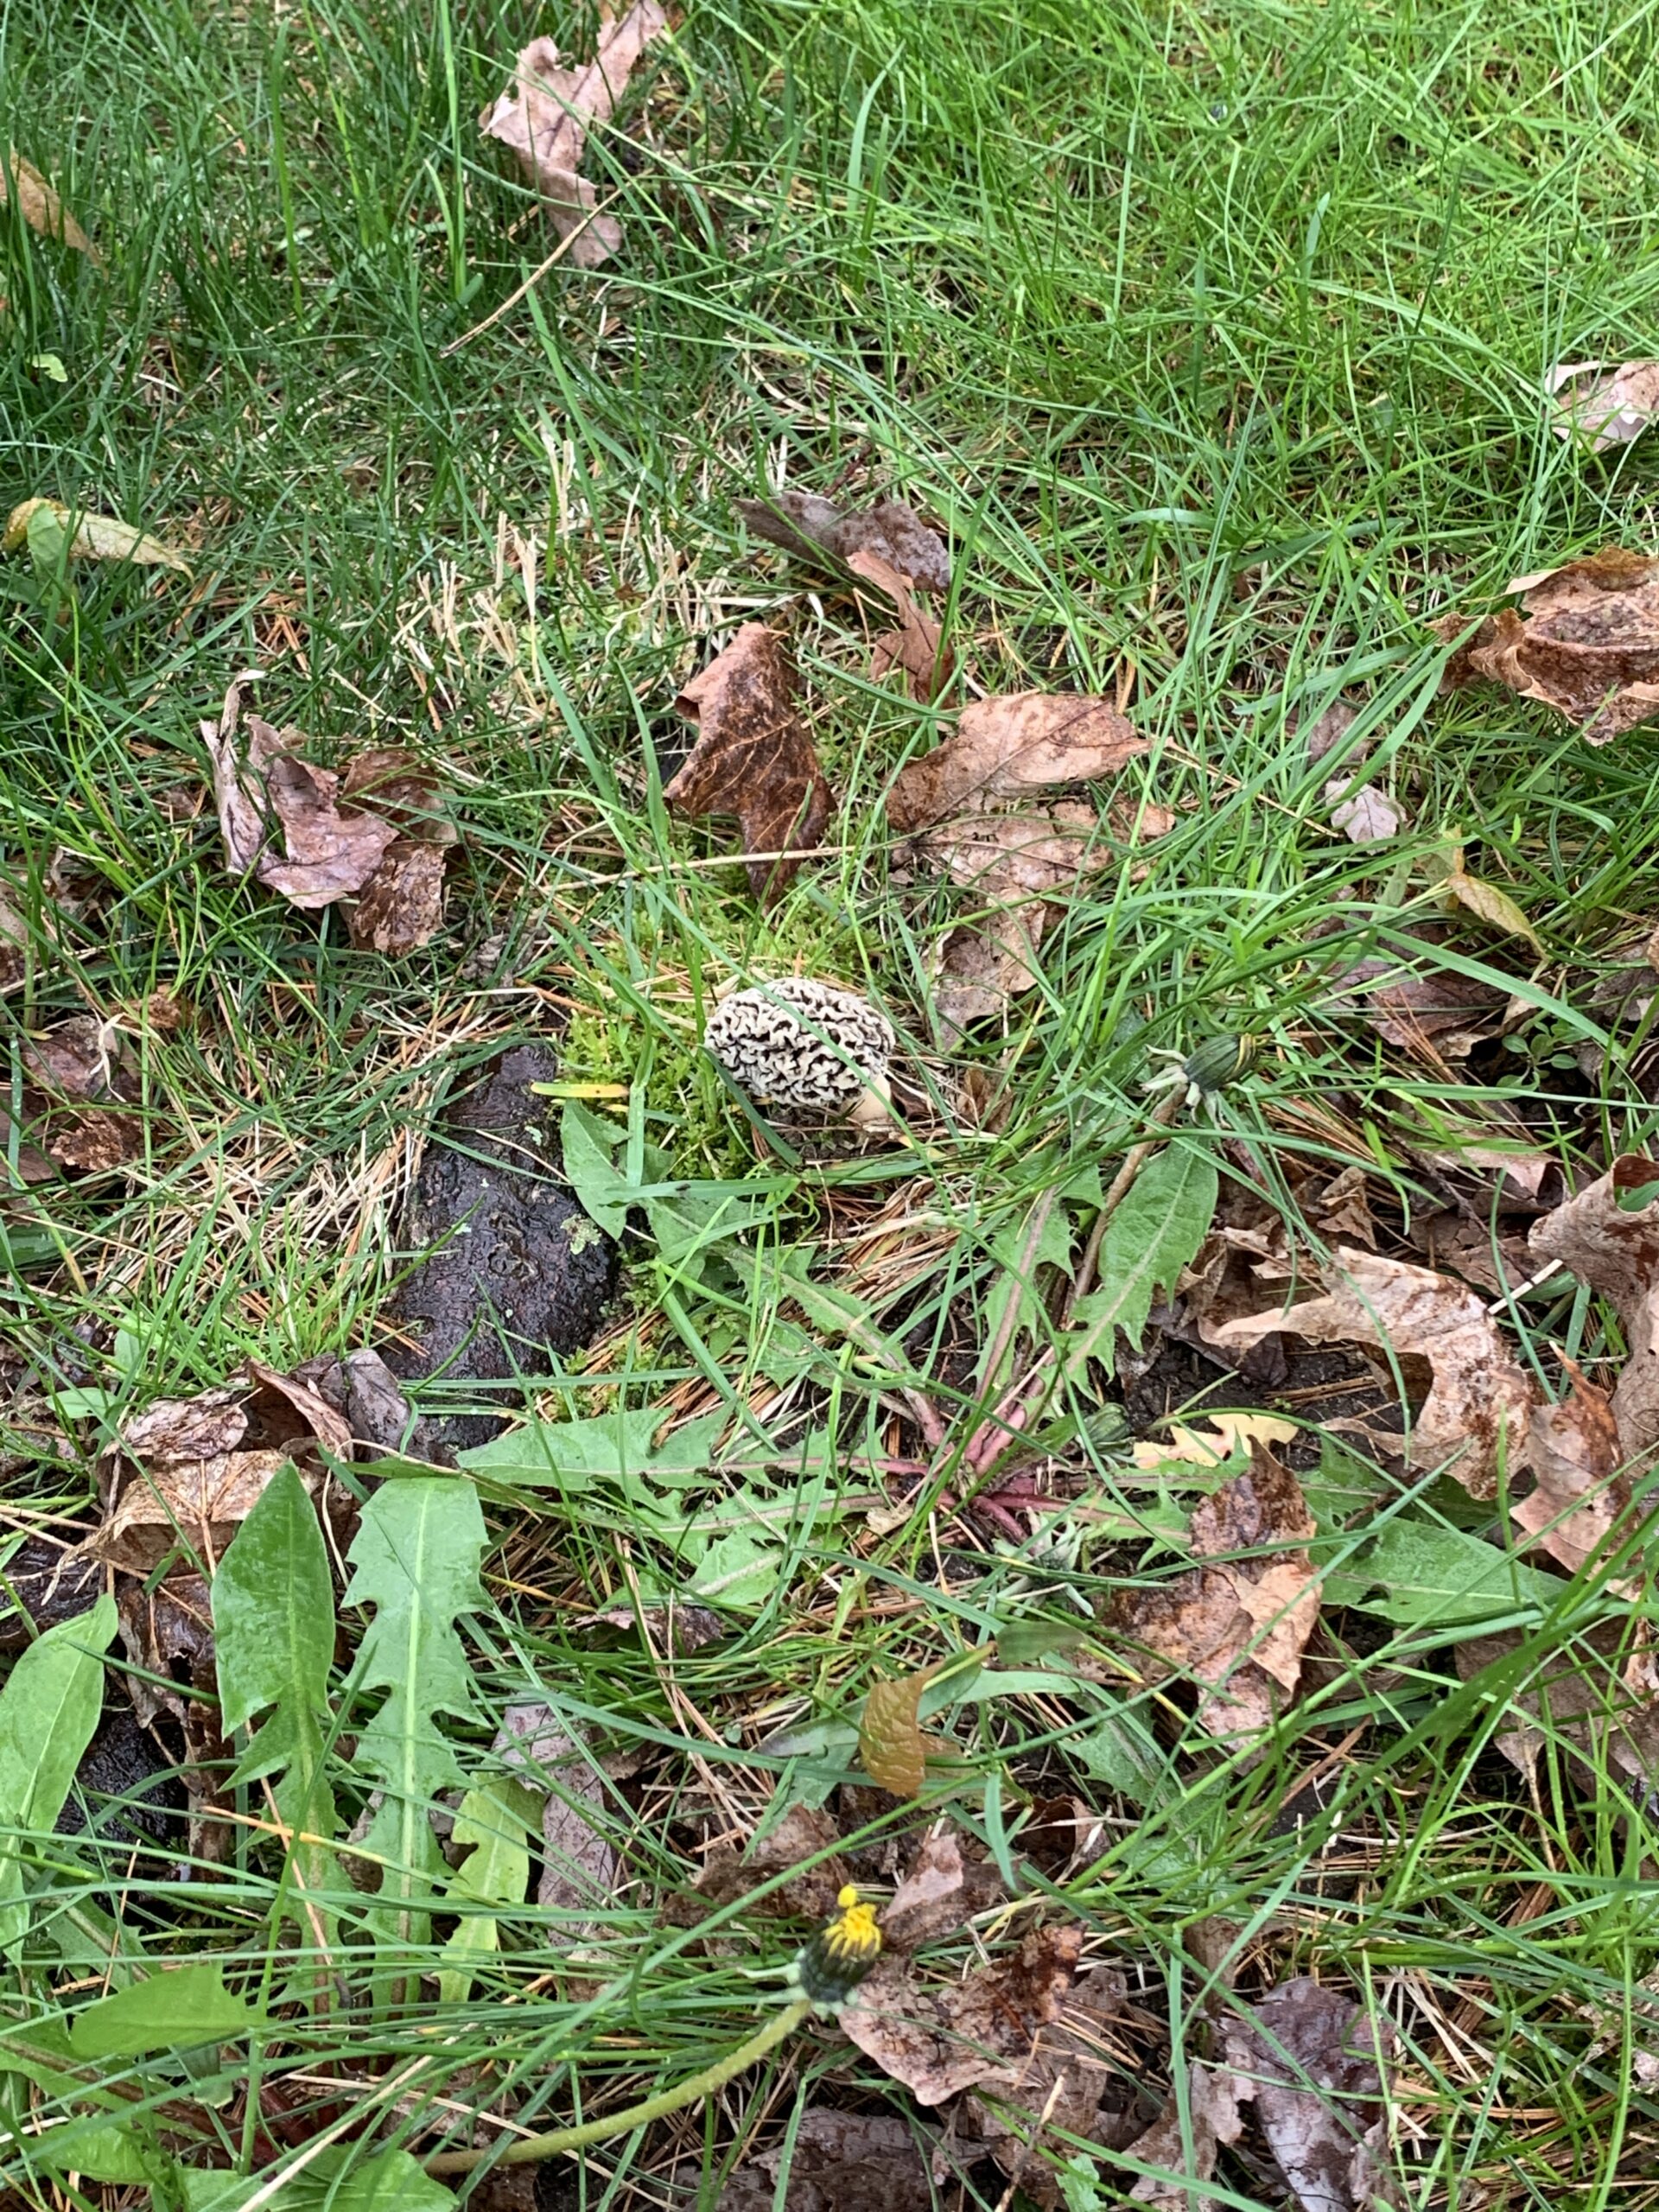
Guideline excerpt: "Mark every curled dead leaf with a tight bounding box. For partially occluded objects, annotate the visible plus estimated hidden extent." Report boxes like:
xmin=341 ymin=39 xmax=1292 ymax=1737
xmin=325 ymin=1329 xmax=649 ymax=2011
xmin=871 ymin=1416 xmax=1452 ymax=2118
xmin=1529 ymin=1154 xmax=1659 ymax=1457
xmin=840 ymin=1923 xmax=1084 ymax=2104
xmin=1217 ymin=1249 xmax=1536 ymax=1498
xmin=666 ymin=624 xmax=833 ymax=902
xmin=1114 ymin=1454 xmax=1320 ymax=1742
xmin=480 ymin=5 xmax=668 ymax=269
xmin=1123 ymin=2061 xmax=1249 ymax=2209
xmin=3 ymin=499 xmax=187 ymax=571
xmin=96 ymin=1359 xmax=351 ymax=1573
xmin=117 ymin=1572 xmax=233 ymax=1862
xmin=0 ymin=1014 xmax=143 ymax=1175
xmin=722 ymin=2108 xmax=966 ymax=2212
xmin=1 ymin=151 xmax=100 ymax=261
xmin=887 ymin=694 xmax=1144 ymax=835
xmin=493 ymin=1705 xmax=619 ymax=1936
xmin=200 ymin=685 xmax=454 ymax=944
xmin=849 ymin=547 xmax=952 ymax=703
xmin=1439 ymin=549 xmax=1659 ymax=746
xmin=736 ymin=490 xmax=950 ymax=594
xmin=1514 ymin=1361 xmax=1629 ymax=1580
xmin=693 ymin=1803 xmax=849 ymax=1922
xmin=878 ymin=1825 xmax=1002 ymax=1952
xmin=1218 ymin=1978 xmax=1402 ymax=2212
xmin=340 ymin=749 xmax=456 ymax=954
xmin=966 ymin=1967 xmax=1132 ymax=2205
xmin=931 ymin=906 xmax=1046 ymax=1039
xmin=1549 ymin=359 xmax=1659 ymax=453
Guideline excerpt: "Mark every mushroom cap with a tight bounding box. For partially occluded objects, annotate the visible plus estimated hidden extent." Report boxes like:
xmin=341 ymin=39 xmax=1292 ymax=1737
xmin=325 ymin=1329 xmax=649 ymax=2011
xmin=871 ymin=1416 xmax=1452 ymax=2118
xmin=704 ymin=979 xmax=896 ymax=1113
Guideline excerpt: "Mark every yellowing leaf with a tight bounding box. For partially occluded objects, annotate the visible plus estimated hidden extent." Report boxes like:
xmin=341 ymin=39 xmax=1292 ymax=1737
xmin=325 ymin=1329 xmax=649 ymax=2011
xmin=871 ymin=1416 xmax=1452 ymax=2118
xmin=3 ymin=499 xmax=190 ymax=574
xmin=1443 ymin=868 xmax=1542 ymax=957
xmin=859 ymin=1667 xmax=935 ymax=1796
xmin=2 ymin=150 xmax=101 ymax=262
xmin=1131 ymin=1411 xmax=1299 ymax=1471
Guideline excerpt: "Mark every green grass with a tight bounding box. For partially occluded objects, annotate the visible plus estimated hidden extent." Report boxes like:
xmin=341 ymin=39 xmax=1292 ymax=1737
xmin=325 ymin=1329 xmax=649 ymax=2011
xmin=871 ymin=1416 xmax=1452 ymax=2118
xmin=5 ymin=0 xmax=1659 ymax=2205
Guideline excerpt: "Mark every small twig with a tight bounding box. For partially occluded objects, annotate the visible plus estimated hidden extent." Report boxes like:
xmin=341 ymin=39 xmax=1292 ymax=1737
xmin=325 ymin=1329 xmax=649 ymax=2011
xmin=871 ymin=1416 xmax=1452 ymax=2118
xmin=438 ymin=190 xmax=625 ymax=357
xmin=423 ymin=1999 xmax=812 ymax=2176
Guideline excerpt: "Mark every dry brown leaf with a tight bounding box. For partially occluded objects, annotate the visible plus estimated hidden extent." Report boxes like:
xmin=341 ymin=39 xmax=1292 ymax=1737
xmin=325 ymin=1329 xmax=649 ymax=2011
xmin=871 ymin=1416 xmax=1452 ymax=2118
xmin=96 ymin=1359 xmax=351 ymax=1573
xmin=850 ymin=547 xmax=952 ymax=703
xmin=1456 ymin=1617 xmax=1659 ymax=1789
xmin=201 ymin=685 xmax=457 ymax=938
xmin=117 ymin=1572 xmax=233 ymax=1862
xmin=877 ymin=1826 xmax=1001 ymax=1952
xmin=1 ymin=151 xmax=99 ymax=260
xmin=3 ymin=499 xmax=187 ymax=570
xmin=666 ymin=624 xmax=833 ymax=902
xmin=479 ymin=5 xmax=668 ymax=270
xmin=1123 ymin=2061 xmax=1249 ymax=2209
xmin=1550 ymin=359 xmax=1659 ymax=452
xmin=340 ymin=748 xmax=456 ymax=954
xmin=921 ymin=800 xmax=1111 ymax=902
xmin=1529 ymin=1154 xmax=1659 ymax=1457
xmin=967 ymin=1968 xmax=1132 ymax=2206
xmin=736 ymin=491 xmax=950 ymax=594
xmin=1115 ymin=1454 xmax=1320 ymax=1742
xmin=1439 ymin=549 xmax=1659 ymax=746
xmin=722 ymin=2109 xmax=963 ymax=2212
xmin=1219 ymin=1978 xmax=1402 ymax=2212
xmin=931 ymin=906 xmax=1047 ymax=1037
xmin=1217 ymin=1249 xmax=1536 ymax=1498
xmin=694 ymin=1803 xmax=849 ymax=1922
xmin=841 ymin=1923 xmax=1084 ymax=2105
xmin=258 ymin=751 xmax=402 ymax=908
xmin=1326 ymin=776 xmax=1405 ymax=843
xmin=1300 ymin=699 xmax=1361 ymax=766
xmin=887 ymin=694 xmax=1144 ymax=835
xmin=2 ymin=1014 xmax=143 ymax=1174
xmin=99 ymin=1447 xmax=293 ymax=1576
xmin=493 ymin=1705 xmax=619 ymax=1934
xmin=1325 ymin=945 xmax=1509 ymax=1054
xmin=1513 ymin=1362 xmax=1630 ymax=1580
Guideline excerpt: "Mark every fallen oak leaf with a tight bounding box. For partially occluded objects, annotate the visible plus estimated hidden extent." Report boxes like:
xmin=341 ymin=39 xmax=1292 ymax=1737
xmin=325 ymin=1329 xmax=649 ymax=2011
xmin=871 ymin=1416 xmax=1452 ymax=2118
xmin=259 ymin=752 xmax=403 ymax=909
xmin=849 ymin=546 xmax=952 ymax=704
xmin=1217 ymin=1249 xmax=1537 ymax=1498
xmin=887 ymin=693 xmax=1144 ymax=834
xmin=841 ymin=1923 xmax=1084 ymax=2104
xmin=340 ymin=748 xmax=456 ymax=955
xmin=3 ymin=498 xmax=188 ymax=573
xmin=95 ymin=1358 xmax=353 ymax=1573
xmin=692 ymin=1803 xmax=850 ymax=1923
xmin=722 ymin=2108 xmax=970 ymax=2212
xmin=1122 ymin=2061 xmax=1249 ymax=2209
xmin=1438 ymin=548 xmax=1659 ymax=746
xmin=1529 ymin=1154 xmax=1659 ymax=1457
xmin=967 ymin=1967 xmax=1133 ymax=2206
xmin=1 ymin=151 xmax=100 ymax=261
xmin=666 ymin=624 xmax=834 ymax=903
xmin=1218 ymin=1977 xmax=1402 ymax=2212
xmin=1513 ymin=1360 xmax=1630 ymax=1581
xmin=737 ymin=489 xmax=950 ymax=594
xmin=1114 ymin=1452 xmax=1321 ymax=1744
xmin=480 ymin=4 xmax=668 ymax=270
xmin=1549 ymin=359 xmax=1659 ymax=453
xmin=3 ymin=1014 xmax=143 ymax=1173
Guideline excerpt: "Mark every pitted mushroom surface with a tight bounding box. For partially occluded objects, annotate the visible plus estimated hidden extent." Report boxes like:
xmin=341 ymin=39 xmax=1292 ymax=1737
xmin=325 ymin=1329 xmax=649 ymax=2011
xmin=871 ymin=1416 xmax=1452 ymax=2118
xmin=703 ymin=979 xmax=895 ymax=1115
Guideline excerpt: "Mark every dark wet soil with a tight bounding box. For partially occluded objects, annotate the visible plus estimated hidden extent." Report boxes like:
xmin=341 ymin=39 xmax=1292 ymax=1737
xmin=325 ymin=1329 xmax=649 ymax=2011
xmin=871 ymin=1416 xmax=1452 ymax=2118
xmin=384 ymin=1043 xmax=616 ymax=1453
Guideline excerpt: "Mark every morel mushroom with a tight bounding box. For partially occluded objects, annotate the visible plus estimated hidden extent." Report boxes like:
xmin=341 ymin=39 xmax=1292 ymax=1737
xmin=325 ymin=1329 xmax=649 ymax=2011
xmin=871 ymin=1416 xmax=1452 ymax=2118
xmin=703 ymin=979 xmax=896 ymax=1127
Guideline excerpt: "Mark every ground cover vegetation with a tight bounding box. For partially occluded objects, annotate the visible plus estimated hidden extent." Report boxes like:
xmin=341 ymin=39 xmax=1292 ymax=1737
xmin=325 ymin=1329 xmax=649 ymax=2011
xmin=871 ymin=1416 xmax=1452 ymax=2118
xmin=5 ymin=1 xmax=1659 ymax=2206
